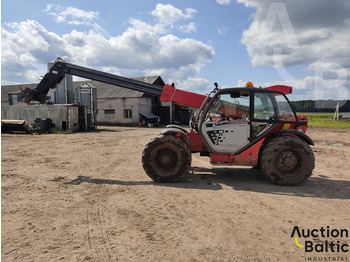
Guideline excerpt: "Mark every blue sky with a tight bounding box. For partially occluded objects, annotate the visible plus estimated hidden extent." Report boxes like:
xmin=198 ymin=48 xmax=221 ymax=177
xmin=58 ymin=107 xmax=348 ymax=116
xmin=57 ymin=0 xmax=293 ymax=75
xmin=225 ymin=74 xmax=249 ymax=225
xmin=2 ymin=0 xmax=350 ymax=101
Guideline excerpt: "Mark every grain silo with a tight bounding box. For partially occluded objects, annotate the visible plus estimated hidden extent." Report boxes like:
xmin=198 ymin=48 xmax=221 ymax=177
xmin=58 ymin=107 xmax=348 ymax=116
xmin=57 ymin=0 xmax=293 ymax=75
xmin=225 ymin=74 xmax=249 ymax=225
xmin=76 ymin=82 xmax=97 ymax=129
xmin=47 ymin=58 xmax=74 ymax=104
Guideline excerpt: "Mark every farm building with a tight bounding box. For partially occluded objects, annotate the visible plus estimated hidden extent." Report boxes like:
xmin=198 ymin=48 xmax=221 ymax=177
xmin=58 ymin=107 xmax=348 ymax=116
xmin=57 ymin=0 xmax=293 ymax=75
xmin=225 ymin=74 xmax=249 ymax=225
xmin=1 ymin=76 xmax=191 ymax=129
xmin=73 ymin=77 xmax=167 ymax=126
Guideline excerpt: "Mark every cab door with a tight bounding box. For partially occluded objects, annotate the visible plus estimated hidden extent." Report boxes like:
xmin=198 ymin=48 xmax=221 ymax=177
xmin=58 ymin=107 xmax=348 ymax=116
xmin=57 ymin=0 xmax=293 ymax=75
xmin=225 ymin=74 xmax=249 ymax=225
xmin=199 ymin=90 xmax=251 ymax=154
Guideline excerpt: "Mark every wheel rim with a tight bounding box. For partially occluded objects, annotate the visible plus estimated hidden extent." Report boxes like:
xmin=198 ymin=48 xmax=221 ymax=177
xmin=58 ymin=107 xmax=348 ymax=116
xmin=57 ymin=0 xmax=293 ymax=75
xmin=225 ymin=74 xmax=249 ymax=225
xmin=276 ymin=151 xmax=298 ymax=172
xmin=156 ymin=148 xmax=178 ymax=170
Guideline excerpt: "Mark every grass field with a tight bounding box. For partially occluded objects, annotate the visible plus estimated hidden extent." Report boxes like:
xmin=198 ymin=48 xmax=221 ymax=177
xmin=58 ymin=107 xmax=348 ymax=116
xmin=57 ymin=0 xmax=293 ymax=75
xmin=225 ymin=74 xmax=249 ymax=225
xmin=298 ymin=112 xmax=350 ymax=129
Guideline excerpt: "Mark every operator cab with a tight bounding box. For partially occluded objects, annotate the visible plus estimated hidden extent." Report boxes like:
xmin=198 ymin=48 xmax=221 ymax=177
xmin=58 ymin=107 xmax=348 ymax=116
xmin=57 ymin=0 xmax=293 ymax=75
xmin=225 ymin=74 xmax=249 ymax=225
xmin=198 ymin=87 xmax=298 ymax=155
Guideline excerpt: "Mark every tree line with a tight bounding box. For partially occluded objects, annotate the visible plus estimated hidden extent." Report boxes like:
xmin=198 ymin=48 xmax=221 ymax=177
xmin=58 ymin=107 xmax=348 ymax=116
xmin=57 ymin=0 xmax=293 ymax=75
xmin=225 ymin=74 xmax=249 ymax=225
xmin=290 ymin=100 xmax=350 ymax=112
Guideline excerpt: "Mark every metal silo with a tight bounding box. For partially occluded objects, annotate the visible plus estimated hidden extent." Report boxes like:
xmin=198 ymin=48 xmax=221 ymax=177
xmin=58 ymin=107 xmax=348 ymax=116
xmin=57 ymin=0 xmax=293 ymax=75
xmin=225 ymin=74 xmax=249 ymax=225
xmin=47 ymin=57 xmax=74 ymax=104
xmin=76 ymin=82 xmax=97 ymax=129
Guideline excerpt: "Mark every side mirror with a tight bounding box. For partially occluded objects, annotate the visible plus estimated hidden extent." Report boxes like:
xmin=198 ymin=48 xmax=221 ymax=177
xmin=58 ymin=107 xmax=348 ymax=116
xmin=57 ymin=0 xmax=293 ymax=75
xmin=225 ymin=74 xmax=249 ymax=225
xmin=299 ymin=119 xmax=307 ymax=126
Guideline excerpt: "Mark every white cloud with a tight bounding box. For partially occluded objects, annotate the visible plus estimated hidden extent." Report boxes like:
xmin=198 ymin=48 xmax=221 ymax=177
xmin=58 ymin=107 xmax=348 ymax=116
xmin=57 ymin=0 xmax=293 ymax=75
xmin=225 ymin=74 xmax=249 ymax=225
xmin=129 ymin=18 xmax=166 ymax=35
xmin=239 ymin=0 xmax=350 ymax=100
xmin=218 ymin=27 xmax=229 ymax=35
xmin=216 ymin=0 xmax=232 ymax=5
xmin=248 ymin=61 xmax=350 ymax=101
xmin=43 ymin=4 xmax=99 ymax=26
xmin=42 ymin=4 xmax=54 ymax=12
xmin=240 ymin=0 xmax=350 ymax=68
xmin=1 ymin=20 xmax=67 ymax=83
xmin=179 ymin=23 xmax=196 ymax=33
xmin=1 ymin=4 xmax=213 ymax=88
xmin=151 ymin=3 xmax=197 ymax=24
xmin=149 ymin=4 xmax=198 ymax=34
xmin=176 ymin=77 xmax=212 ymax=94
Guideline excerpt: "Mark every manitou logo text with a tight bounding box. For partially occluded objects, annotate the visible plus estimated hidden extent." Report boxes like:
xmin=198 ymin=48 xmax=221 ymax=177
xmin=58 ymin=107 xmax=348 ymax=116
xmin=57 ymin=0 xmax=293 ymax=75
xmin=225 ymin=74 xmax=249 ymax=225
xmin=291 ymin=226 xmax=349 ymax=253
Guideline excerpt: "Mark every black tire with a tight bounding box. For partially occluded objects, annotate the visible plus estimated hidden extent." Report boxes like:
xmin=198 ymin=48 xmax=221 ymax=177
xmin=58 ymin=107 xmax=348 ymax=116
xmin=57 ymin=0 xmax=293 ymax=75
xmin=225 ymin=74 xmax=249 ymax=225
xmin=142 ymin=135 xmax=191 ymax=182
xmin=261 ymin=136 xmax=315 ymax=186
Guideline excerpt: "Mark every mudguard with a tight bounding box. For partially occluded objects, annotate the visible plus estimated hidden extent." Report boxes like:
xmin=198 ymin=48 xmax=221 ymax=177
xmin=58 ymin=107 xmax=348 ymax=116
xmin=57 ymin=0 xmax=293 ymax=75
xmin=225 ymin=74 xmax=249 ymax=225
xmin=160 ymin=127 xmax=191 ymax=146
xmin=279 ymin=130 xmax=314 ymax=146
xmin=166 ymin=124 xmax=188 ymax=133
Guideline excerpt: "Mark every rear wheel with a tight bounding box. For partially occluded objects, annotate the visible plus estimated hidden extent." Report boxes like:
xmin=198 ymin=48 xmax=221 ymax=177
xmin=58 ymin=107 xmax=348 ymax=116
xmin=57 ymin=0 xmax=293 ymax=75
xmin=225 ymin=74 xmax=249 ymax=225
xmin=142 ymin=135 xmax=191 ymax=182
xmin=261 ymin=136 xmax=315 ymax=186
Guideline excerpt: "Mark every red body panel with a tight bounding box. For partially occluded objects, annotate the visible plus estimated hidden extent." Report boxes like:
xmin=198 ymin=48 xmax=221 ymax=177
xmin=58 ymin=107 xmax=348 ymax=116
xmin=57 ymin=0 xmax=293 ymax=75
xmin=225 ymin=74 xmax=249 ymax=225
xmin=281 ymin=115 xmax=309 ymax=133
xmin=187 ymin=131 xmax=207 ymax=152
xmin=210 ymin=154 xmax=234 ymax=164
xmin=210 ymin=138 xmax=265 ymax=166
xmin=264 ymin=85 xmax=292 ymax=95
xmin=234 ymin=138 xmax=265 ymax=166
xmin=186 ymin=129 xmax=265 ymax=167
xmin=160 ymin=84 xmax=292 ymax=109
xmin=160 ymin=84 xmax=206 ymax=109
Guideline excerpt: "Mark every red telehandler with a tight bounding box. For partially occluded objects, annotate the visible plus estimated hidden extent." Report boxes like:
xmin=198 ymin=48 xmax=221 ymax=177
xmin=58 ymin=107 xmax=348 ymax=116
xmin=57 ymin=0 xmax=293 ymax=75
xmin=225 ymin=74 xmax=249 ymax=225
xmin=22 ymin=60 xmax=315 ymax=185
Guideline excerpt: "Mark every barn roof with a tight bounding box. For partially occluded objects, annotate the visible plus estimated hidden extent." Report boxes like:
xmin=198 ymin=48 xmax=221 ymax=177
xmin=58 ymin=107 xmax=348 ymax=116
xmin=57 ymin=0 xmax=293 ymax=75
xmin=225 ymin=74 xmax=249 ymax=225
xmin=1 ymin=83 xmax=38 ymax=102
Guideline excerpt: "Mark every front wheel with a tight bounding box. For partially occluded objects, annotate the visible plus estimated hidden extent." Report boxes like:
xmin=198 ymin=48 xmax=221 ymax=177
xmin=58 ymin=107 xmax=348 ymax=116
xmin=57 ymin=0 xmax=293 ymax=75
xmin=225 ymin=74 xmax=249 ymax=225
xmin=261 ymin=136 xmax=315 ymax=186
xmin=142 ymin=135 xmax=191 ymax=182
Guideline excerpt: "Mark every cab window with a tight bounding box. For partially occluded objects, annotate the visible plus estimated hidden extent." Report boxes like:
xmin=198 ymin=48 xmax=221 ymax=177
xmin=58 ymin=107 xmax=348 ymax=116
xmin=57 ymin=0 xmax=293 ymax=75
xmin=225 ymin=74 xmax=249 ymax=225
xmin=253 ymin=92 xmax=276 ymax=120
xmin=275 ymin=95 xmax=297 ymax=121
xmin=205 ymin=91 xmax=250 ymax=122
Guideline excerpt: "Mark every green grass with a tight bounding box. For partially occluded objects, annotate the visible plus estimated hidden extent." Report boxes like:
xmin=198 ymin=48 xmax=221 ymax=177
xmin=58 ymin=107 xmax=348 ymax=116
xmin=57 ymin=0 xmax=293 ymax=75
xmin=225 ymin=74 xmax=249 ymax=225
xmin=298 ymin=112 xmax=350 ymax=129
xmin=38 ymin=128 xmax=121 ymax=134
xmin=45 ymin=128 xmax=74 ymax=134
xmin=91 ymin=128 xmax=121 ymax=133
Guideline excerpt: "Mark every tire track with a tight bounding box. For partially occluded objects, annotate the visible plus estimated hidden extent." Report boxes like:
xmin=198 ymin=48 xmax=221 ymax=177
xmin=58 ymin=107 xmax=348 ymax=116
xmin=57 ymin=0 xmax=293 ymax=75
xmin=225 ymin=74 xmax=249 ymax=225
xmin=85 ymin=204 xmax=114 ymax=261
xmin=75 ymin=158 xmax=124 ymax=262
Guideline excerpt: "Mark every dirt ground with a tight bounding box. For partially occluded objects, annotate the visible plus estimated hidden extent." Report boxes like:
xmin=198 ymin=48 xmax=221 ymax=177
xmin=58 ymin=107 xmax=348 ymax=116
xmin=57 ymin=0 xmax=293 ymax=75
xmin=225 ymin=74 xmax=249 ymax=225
xmin=1 ymin=126 xmax=350 ymax=262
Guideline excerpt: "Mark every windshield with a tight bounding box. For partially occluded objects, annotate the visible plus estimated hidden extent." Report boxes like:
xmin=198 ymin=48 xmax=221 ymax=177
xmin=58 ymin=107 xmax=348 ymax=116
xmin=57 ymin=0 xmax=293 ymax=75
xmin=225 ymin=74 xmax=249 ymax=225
xmin=204 ymin=91 xmax=250 ymax=122
xmin=253 ymin=92 xmax=275 ymax=120
xmin=195 ymin=89 xmax=218 ymax=119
